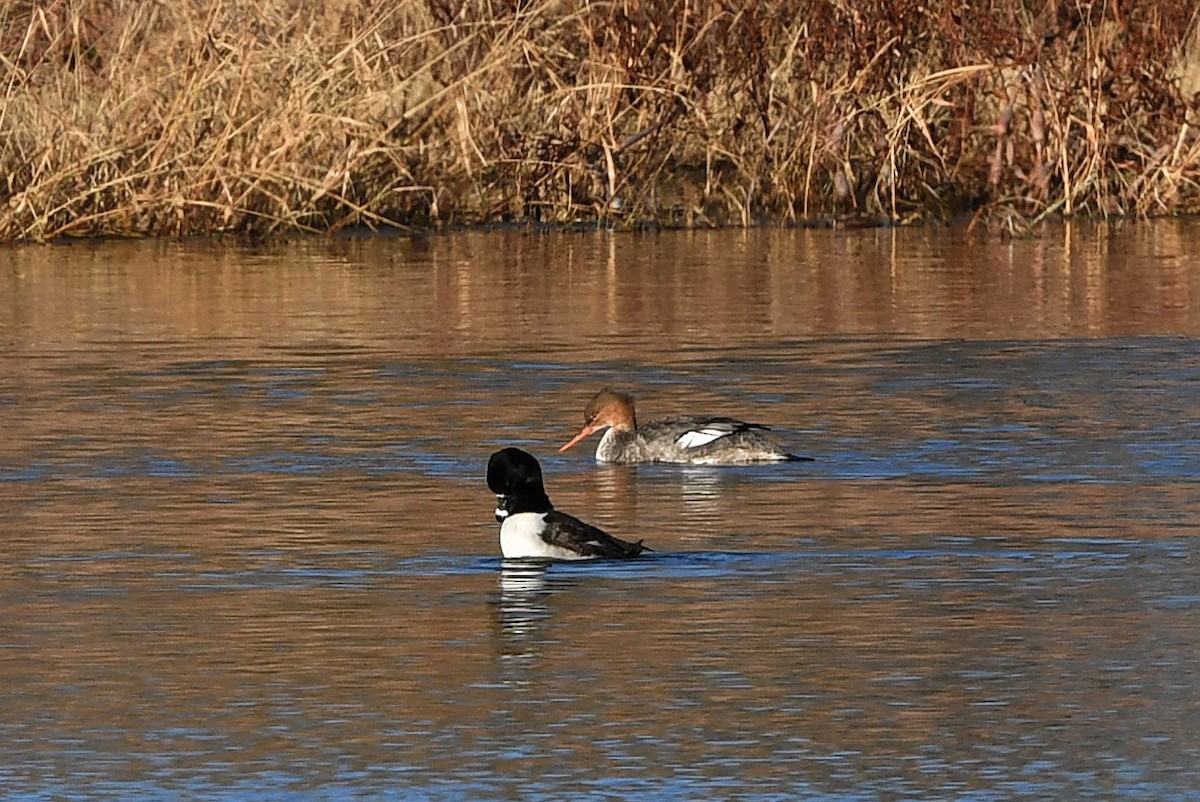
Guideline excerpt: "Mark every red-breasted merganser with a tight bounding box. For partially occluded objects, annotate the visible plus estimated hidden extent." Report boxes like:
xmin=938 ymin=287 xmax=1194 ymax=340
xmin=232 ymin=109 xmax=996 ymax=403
xmin=487 ymin=447 xmax=648 ymax=560
xmin=559 ymin=388 xmax=804 ymax=465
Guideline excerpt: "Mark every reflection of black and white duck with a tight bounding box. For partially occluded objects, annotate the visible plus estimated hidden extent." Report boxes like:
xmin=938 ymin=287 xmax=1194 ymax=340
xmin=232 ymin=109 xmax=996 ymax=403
xmin=559 ymin=388 xmax=804 ymax=464
xmin=497 ymin=560 xmax=554 ymax=642
xmin=487 ymin=447 xmax=648 ymax=560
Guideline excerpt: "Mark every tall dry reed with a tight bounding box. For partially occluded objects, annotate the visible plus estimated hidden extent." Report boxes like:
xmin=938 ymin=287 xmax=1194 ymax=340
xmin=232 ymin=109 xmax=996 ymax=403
xmin=1 ymin=0 xmax=1199 ymax=241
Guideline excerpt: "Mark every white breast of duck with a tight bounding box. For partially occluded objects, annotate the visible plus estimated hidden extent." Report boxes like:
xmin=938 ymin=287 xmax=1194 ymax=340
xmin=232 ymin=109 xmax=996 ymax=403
xmin=500 ymin=512 xmax=598 ymax=561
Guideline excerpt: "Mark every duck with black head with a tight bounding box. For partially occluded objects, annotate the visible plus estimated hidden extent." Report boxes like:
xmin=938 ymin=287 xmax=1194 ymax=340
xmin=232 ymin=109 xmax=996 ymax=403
xmin=487 ymin=447 xmax=648 ymax=560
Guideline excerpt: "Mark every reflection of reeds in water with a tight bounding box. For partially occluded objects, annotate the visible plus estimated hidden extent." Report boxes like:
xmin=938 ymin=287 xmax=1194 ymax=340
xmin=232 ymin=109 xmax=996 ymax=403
xmin=3 ymin=2 xmax=1199 ymax=241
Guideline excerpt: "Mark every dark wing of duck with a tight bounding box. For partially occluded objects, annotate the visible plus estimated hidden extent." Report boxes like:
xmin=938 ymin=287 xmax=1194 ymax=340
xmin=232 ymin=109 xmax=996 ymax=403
xmin=648 ymin=416 xmax=805 ymax=459
xmin=644 ymin=416 xmax=767 ymax=443
xmin=542 ymin=510 xmax=648 ymax=558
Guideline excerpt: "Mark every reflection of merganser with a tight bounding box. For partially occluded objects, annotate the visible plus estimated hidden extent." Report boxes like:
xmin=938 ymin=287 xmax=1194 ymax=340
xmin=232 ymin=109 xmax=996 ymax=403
xmin=487 ymin=447 xmax=648 ymax=560
xmin=559 ymin=388 xmax=804 ymax=465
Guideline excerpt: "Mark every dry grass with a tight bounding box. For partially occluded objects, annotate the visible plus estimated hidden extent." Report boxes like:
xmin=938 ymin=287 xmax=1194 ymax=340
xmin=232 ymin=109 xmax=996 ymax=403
xmin=1 ymin=0 xmax=1199 ymax=241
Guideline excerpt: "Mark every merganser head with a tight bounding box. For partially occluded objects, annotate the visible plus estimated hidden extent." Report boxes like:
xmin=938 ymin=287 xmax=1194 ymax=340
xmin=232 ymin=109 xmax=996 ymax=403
xmin=559 ymin=388 xmax=638 ymax=453
xmin=488 ymin=447 xmax=552 ymax=520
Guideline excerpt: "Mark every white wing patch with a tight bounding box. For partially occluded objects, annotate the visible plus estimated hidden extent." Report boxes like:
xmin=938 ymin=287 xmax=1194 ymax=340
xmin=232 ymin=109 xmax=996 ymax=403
xmin=675 ymin=427 xmax=730 ymax=449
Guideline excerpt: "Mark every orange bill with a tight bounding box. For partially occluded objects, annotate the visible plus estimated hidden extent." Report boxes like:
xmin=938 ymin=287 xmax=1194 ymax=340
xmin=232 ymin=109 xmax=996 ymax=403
xmin=559 ymin=424 xmax=600 ymax=453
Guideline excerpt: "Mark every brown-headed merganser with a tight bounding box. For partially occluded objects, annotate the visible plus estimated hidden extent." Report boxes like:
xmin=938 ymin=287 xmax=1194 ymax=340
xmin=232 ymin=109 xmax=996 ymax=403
xmin=559 ymin=388 xmax=804 ymax=465
xmin=487 ymin=447 xmax=648 ymax=560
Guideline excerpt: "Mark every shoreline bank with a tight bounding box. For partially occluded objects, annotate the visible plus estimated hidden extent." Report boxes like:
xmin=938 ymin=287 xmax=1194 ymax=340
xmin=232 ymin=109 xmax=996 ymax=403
xmin=3 ymin=1 xmax=1199 ymax=243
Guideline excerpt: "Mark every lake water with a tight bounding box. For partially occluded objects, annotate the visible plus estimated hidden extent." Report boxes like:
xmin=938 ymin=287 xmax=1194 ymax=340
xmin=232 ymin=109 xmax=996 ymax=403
xmin=2 ymin=224 xmax=1199 ymax=800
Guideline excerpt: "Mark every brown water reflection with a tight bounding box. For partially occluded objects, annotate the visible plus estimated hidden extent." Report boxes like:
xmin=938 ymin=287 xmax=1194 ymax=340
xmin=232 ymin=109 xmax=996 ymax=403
xmin=1 ymin=223 xmax=1199 ymax=799
xmin=4 ymin=222 xmax=1200 ymax=358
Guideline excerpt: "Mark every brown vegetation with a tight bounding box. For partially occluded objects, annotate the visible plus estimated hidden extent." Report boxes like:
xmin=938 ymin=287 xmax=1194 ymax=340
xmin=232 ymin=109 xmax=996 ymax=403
xmin=1 ymin=0 xmax=1199 ymax=241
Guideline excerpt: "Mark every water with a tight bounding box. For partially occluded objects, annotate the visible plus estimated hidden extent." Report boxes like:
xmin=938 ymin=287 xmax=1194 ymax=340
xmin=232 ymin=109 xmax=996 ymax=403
xmin=2 ymin=225 xmax=1199 ymax=800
